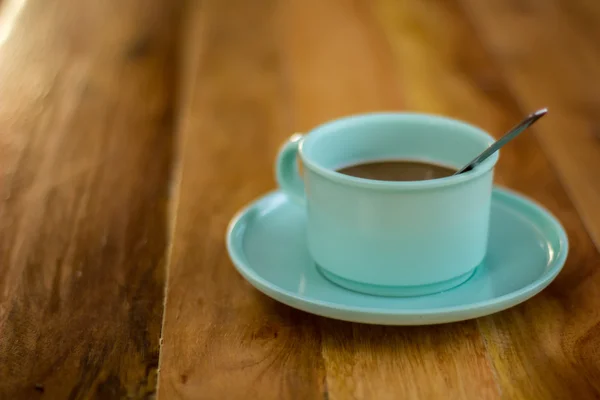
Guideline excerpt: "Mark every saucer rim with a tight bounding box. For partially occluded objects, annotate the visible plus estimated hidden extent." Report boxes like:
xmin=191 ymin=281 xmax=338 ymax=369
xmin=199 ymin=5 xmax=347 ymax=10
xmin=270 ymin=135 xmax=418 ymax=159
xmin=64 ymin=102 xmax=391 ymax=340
xmin=226 ymin=186 xmax=568 ymax=321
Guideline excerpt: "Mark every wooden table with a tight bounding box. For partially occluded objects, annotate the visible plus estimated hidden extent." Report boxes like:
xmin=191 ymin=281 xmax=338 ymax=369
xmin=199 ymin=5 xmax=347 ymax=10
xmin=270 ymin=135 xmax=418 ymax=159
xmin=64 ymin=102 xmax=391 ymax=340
xmin=1 ymin=0 xmax=599 ymax=398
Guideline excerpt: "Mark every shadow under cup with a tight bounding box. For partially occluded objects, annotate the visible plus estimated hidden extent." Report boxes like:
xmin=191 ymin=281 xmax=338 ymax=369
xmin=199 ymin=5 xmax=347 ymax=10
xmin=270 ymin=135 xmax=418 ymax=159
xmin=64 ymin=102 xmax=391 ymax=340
xmin=278 ymin=113 xmax=499 ymax=297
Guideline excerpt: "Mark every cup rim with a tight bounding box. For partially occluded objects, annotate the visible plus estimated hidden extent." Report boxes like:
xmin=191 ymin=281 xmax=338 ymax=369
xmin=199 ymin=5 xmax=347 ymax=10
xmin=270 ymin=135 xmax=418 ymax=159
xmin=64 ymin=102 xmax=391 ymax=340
xmin=298 ymin=112 xmax=499 ymax=190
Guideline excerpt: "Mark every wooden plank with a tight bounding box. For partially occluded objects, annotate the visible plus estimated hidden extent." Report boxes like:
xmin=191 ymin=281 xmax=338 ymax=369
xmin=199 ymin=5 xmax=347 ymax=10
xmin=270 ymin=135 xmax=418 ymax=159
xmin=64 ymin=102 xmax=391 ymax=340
xmin=157 ymin=1 xmax=326 ymax=398
xmin=280 ymin=1 xmax=499 ymax=399
xmin=279 ymin=0 xmax=404 ymax=125
xmin=372 ymin=0 xmax=600 ymax=398
xmin=459 ymin=0 xmax=600 ymax=250
xmin=0 ymin=0 xmax=180 ymax=398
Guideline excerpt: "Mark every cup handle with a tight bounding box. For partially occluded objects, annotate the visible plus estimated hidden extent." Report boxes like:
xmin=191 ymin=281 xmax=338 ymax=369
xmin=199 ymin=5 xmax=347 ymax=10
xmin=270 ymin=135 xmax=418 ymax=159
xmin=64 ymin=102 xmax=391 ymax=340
xmin=276 ymin=133 xmax=306 ymax=206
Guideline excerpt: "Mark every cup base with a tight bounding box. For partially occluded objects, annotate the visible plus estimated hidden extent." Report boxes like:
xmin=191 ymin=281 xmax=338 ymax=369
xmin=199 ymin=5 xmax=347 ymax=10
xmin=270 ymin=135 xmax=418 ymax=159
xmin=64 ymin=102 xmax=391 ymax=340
xmin=316 ymin=265 xmax=478 ymax=297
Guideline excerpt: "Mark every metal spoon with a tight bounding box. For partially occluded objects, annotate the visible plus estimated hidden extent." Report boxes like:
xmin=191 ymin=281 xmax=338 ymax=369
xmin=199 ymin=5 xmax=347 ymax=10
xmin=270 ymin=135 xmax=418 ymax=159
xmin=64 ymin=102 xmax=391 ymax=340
xmin=454 ymin=108 xmax=548 ymax=175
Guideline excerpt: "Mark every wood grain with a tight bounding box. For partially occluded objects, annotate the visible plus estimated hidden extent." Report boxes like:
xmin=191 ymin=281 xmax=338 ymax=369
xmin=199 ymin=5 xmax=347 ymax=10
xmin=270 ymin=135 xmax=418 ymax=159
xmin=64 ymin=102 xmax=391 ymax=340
xmin=0 ymin=0 xmax=181 ymax=398
xmin=372 ymin=0 xmax=600 ymax=398
xmin=460 ymin=0 xmax=600 ymax=251
xmin=1 ymin=0 xmax=599 ymax=398
xmin=279 ymin=0 xmax=403 ymax=124
xmin=158 ymin=1 xmax=326 ymax=399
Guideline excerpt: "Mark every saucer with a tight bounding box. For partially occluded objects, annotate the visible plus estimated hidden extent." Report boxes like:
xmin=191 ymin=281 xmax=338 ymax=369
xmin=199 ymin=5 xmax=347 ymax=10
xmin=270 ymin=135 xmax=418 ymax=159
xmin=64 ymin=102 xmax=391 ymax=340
xmin=226 ymin=188 xmax=568 ymax=325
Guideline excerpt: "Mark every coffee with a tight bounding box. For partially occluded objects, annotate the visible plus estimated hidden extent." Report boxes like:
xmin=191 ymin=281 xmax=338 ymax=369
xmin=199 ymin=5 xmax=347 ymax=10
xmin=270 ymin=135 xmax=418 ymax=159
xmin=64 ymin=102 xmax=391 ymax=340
xmin=337 ymin=160 xmax=456 ymax=182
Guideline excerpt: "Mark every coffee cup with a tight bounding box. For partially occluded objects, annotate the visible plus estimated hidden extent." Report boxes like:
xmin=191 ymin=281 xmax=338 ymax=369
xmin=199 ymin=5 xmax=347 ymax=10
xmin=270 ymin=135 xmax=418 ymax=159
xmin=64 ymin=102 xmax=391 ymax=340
xmin=276 ymin=113 xmax=498 ymax=297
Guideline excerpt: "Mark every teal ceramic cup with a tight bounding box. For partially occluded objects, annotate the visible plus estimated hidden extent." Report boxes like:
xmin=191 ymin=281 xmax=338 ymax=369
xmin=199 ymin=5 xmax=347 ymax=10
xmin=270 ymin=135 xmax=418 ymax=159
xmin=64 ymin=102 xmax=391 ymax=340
xmin=276 ymin=113 xmax=499 ymax=297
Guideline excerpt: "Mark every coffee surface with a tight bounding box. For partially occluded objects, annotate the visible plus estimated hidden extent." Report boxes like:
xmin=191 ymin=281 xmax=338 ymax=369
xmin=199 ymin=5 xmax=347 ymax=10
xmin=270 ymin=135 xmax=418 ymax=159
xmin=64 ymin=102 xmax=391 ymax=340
xmin=337 ymin=160 xmax=456 ymax=181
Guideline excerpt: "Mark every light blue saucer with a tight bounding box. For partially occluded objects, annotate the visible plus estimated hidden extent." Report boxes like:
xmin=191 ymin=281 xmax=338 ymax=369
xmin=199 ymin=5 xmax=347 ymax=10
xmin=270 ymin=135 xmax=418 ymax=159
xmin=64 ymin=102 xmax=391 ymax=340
xmin=226 ymin=188 xmax=568 ymax=325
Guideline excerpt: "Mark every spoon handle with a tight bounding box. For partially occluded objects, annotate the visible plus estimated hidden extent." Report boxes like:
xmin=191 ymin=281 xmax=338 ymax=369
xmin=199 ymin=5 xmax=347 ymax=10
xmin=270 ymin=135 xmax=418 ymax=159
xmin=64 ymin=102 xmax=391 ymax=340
xmin=454 ymin=108 xmax=548 ymax=175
